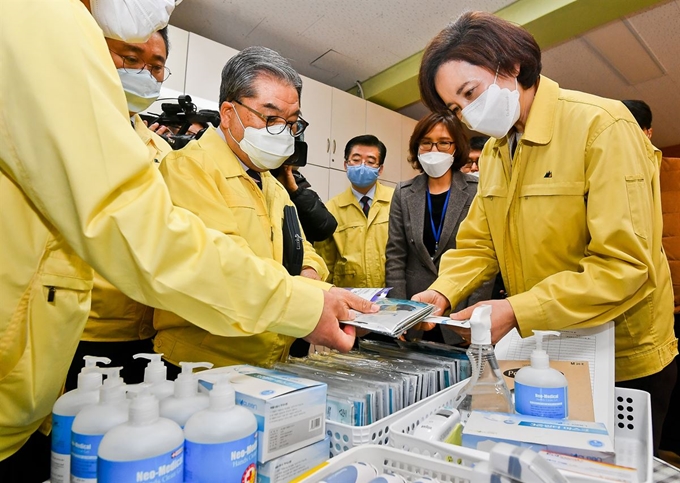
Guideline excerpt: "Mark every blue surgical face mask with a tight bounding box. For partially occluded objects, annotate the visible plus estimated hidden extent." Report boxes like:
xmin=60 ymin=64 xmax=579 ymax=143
xmin=346 ymin=164 xmax=380 ymax=188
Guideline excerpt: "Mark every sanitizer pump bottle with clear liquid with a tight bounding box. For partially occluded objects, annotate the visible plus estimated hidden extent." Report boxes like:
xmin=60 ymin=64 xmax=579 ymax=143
xmin=453 ymin=305 xmax=513 ymax=421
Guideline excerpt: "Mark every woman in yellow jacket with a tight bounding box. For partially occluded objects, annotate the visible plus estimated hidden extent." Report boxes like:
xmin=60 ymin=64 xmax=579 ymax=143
xmin=414 ymin=11 xmax=676 ymax=454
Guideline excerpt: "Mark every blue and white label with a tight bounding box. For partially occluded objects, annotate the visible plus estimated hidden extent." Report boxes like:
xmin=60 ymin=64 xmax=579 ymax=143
xmin=98 ymin=444 xmax=184 ymax=483
xmin=70 ymin=432 xmax=102 ymax=482
xmin=52 ymin=413 xmax=75 ymax=455
xmin=184 ymin=432 xmax=257 ymax=483
xmin=515 ymin=383 xmax=568 ymax=419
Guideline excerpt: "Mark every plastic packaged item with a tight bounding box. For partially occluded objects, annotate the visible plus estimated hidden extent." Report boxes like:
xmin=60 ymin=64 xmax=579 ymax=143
xmin=452 ymin=305 xmax=513 ymax=420
xmin=514 ymin=331 xmax=568 ymax=419
xmin=489 ymin=442 xmax=569 ymax=483
xmin=412 ymin=407 xmax=460 ymax=442
xmin=70 ymin=367 xmax=129 ymax=483
xmin=133 ymin=353 xmax=174 ymax=400
xmin=183 ymin=379 xmax=258 ymax=483
xmin=413 ymin=478 xmax=440 ymax=483
xmin=97 ymin=386 xmax=184 ymax=482
xmin=368 ymin=474 xmax=407 ymax=483
xmin=50 ymin=356 xmax=110 ymax=483
xmin=159 ymin=361 xmax=212 ymax=427
xmin=318 ymin=462 xmax=378 ymax=483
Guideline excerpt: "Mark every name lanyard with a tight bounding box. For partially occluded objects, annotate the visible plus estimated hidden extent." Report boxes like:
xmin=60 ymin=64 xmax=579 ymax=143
xmin=426 ymin=187 xmax=451 ymax=254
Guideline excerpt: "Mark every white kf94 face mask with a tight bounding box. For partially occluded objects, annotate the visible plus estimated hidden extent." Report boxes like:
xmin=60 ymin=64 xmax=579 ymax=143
xmin=460 ymin=73 xmax=520 ymax=139
xmin=229 ymin=108 xmax=295 ymax=170
xmin=91 ymin=0 xmax=182 ymax=43
xmin=118 ymin=68 xmax=161 ymax=114
xmin=418 ymin=151 xmax=455 ymax=179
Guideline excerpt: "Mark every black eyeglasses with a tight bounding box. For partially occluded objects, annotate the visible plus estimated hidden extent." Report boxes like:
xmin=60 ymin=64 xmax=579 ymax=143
xmin=234 ymin=100 xmax=308 ymax=137
xmin=109 ymin=49 xmax=171 ymax=82
xmin=419 ymin=141 xmax=454 ymax=151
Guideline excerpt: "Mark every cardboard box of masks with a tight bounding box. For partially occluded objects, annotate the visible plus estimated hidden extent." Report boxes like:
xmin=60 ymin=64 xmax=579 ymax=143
xmin=198 ymin=365 xmax=327 ymax=463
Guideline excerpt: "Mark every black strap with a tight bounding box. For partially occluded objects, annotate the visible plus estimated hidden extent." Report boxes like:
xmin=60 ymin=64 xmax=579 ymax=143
xmin=282 ymin=205 xmax=304 ymax=276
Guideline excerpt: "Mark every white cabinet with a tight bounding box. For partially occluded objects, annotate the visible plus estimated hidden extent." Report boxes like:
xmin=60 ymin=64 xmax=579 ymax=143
xmin=164 ymin=26 xmax=189 ymax=94
xmin=330 ymin=89 xmax=366 ymax=169
xmin=328 ymin=169 xmax=351 ymax=200
xmin=300 ymin=76 xmax=333 ymax=169
xmin=366 ymin=102 xmax=402 ymax=183
xmin=297 ymin=164 xmax=330 ymax=203
xmin=184 ymin=33 xmax=238 ymax=108
xmin=401 ymin=116 xmax=419 ymax=181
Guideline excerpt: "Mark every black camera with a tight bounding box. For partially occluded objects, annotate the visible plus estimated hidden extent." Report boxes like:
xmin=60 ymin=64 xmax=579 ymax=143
xmin=140 ymin=95 xmax=220 ymax=150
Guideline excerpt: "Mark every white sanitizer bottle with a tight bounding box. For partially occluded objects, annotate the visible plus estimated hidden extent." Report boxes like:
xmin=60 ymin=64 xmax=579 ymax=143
xmin=514 ymin=330 xmax=569 ymax=419
xmin=183 ymin=379 xmax=258 ymax=483
xmin=132 ymin=353 xmax=174 ymax=400
xmin=159 ymin=361 xmax=213 ymax=427
xmin=50 ymin=356 xmax=109 ymax=483
xmin=70 ymin=367 xmax=129 ymax=483
xmin=97 ymin=387 xmax=184 ymax=483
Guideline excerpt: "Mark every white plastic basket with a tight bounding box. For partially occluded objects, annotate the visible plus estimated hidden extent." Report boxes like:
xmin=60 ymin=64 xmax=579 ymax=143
xmin=326 ymin=385 xmax=464 ymax=456
xmin=389 ymin=384 xmax=653 ymax=483
xmin=293 ymin=445 xmax=481 ymax=482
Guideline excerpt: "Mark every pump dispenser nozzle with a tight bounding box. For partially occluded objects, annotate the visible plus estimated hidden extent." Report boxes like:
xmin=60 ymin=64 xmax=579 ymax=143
xmin=175 ymin=362 xmax=213 ymax=398
xmin=82 ymin=355 xmax=111 ymax=372
xmin=531 ymin=331 xmax=560 ymax=369
xmin=209 ymin=378 xmax=236 ymax=411
xmin=133 ymin=353 xmax=167 ymax=384
xmin=99 ymin=367 xmax=126 ymax=404
xmin=470 ymin=305 xmax=493 ymax=345
xmin=126 ymin=384 xmax=159 ymax=424
xmin=77 ymin=356 xmax=111 ymax=390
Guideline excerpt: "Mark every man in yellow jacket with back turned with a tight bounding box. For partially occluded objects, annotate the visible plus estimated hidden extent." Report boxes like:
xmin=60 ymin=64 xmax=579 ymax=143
xmin=0 ymin=1 xmax=375 ymax=479
xmin=153 ymin=46 xmax=329 ymax=370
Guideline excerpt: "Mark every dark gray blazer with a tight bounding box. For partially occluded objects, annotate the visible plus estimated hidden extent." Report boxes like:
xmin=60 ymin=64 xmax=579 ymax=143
xmin=385 ymin=171 xmax=493 ymax=311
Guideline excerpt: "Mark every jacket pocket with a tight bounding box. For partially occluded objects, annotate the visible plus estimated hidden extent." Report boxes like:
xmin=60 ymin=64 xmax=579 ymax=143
xmin=625 ymin=175 xmax=649 ymax=240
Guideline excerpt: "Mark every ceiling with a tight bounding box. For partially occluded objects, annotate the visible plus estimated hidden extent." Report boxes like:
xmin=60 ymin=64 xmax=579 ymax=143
xmin=171 ymin=0 xmax=680 ymax=149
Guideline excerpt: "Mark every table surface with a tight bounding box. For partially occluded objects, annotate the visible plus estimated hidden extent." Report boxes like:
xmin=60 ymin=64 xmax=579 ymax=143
xmin=653 ymin=457 xmax=680 ymax=482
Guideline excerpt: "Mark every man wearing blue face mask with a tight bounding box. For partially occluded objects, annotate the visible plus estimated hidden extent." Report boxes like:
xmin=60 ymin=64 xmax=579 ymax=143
xmin=315 ymin=135 xmax=395 ymax=288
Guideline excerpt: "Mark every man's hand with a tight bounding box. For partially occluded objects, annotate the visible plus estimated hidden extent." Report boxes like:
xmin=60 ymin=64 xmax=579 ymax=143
xmin=447 ymin=299 xmax=518 ymax=344
xmin=276 ymin=165 xmax=298 ymax=193
xmin=304 ymin=288 xmax=379 ymax=352
xmin=300 ymin=267 xmax=321 ymax=281
xmin=411 ymin=289 xmax=451 ymax=332
xmin=147 ymin=122 xmax=171 ymax=135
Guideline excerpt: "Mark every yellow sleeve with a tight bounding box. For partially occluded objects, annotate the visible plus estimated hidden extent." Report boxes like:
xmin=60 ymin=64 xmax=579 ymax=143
xmin=314 ymin=202 xmax=340 ymax=283
xmin=430 ymin=193 xmax=500 ymax=306
xmin=0 ymin=0 xmax=322 ymax=339
xmin=509 ymin=120 xmax=657 ymax=335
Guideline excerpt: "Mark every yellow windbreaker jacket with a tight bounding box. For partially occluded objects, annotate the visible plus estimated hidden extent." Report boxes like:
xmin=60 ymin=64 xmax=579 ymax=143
xmin=0 ymin=0 xmax=324 ymax=459
xmin=431 ymin=76 xmax=677 ymax=382
xmin=315 ymin=183 xmax=394 ymax=288
xmin=153 ymin=128 xmax=329 ymax=367
xmin=82 ymin=115 xmax=171 ymax=342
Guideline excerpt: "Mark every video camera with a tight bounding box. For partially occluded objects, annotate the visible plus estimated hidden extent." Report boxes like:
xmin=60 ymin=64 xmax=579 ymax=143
xmin=140 ymin=94 xmax=220 ymax=150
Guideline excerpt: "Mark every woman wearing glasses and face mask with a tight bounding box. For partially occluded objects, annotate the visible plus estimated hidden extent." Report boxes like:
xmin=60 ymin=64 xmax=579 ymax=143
xmin=413 ymin=11 xmax=676 ymax=454
xmin=385 ymin=112 xmax=491 ymax=344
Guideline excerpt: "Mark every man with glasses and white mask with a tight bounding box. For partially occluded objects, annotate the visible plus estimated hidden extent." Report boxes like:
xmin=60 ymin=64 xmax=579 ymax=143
xmin=153 ymin=46 xmax=332 ymax=372
xmin=0 ymin=2 xmax=376 ymax=478
xmin=315 ymin=135 xmax=395 ymax=289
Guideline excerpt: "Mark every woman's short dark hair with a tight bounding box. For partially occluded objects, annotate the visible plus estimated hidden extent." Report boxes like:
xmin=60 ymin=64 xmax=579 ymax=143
xmin=419 ymin=11 xmax=542 ymax=113
xmin=408 ymin=112 xmax=469 ymax=173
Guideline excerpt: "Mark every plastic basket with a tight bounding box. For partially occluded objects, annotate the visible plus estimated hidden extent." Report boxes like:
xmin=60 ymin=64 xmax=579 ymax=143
xmin=293 ymin=445 xmax=481 ymax=482
xmin=326 ymin=384 xmax=464 ymax=456
xmin=389 ymin=384 xmax=653 ymax=483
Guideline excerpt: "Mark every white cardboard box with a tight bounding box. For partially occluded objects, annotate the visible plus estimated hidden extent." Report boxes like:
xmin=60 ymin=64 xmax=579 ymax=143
xmin=257 ymin=436 xmax=330 ymax=483
xmin=198 ymin=365 xmax=327 ymax=463
xmin=462 ymin=411 xmax=615 ymax=463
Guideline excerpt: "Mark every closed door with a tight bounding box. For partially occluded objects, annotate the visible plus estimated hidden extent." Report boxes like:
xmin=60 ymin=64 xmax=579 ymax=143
xmin=300 ymin=76 xmax=332 ymax=169
xmin=330 ymin=89 xmax=366 ymax=169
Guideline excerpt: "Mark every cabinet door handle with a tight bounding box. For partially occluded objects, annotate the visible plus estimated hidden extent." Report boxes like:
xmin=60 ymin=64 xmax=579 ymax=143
xmin=326 ymin=138 xmax=330 ymax=153
xmin=332 ymin=140 xmax=336 ymax=154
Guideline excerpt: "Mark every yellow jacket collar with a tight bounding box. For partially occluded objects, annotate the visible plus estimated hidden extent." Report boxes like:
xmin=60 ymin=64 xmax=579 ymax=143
xmin=492 ymin=75 xmax=558 ymax=152
xmin=195 ymin=127 xmax=253 ymax=179
xmin=338 ymin=181 xmax=391 ymax=208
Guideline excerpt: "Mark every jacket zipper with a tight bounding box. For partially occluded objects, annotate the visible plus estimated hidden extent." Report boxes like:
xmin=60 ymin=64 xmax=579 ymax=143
xmin=47 ymin=286 xmax=56 ymax=302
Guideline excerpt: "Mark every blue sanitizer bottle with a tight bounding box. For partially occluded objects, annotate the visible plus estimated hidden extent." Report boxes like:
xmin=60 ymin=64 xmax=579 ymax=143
xmin=183 ymin=379 xmax=258 ymax=483
xmin=514 ymin=330 xmax=568 ymax=419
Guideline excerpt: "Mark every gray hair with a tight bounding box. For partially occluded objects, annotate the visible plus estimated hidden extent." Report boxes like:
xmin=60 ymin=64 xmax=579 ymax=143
xmin=219 ymin=46 xmax=302 ymax=106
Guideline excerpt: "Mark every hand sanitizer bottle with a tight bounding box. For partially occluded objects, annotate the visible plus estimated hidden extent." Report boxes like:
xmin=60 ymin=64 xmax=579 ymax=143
xmin=50 ymin=356 xmax=110 ymax=483
xmin=160 ymin=361 xmax=213 ymax=427
xmin=133 ymin=353 xmax=174 ymax=400
xmin=453 ymin=305 xmax=513 ymax=421
xmin=97 ymin=387 xmax=184 ymax=483
xmin=70 ymin=367 xmax=129 ymax=483
xmin=514 ymin=330 xmax=568 ymax=419
xmin=183 ymin=379 xmax=258 ymax=483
